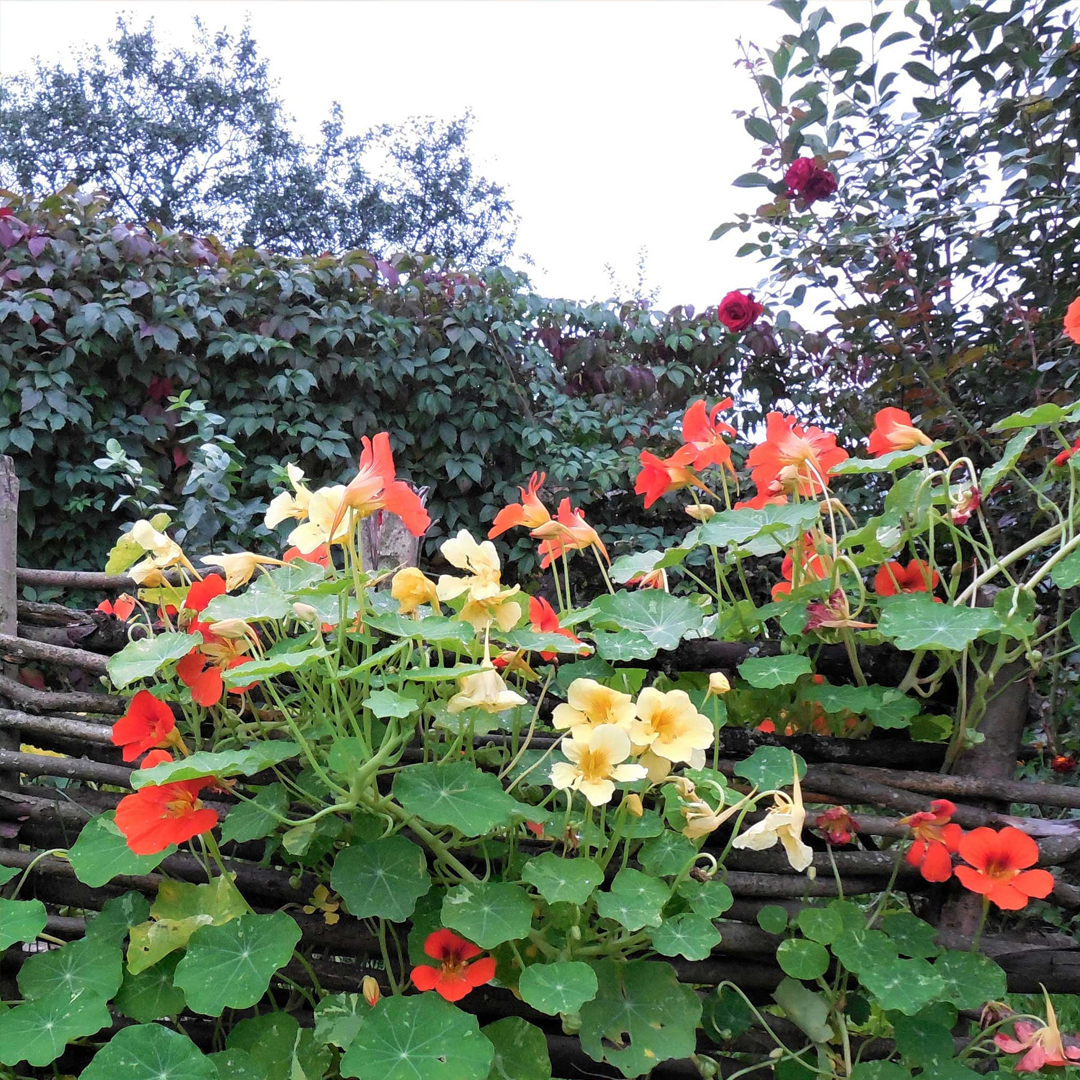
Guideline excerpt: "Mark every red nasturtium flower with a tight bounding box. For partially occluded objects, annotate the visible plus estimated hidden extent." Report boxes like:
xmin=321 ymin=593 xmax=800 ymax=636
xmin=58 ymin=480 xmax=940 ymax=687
xmin=735 ymin=486 xmax=788 ymax=510
xmin=1064 ymin=295 xmax=1080 ymax=344
xmin=528 ymin=595 xmax=586 ymax=660
xmin=717 ymin=290 xmax=763 ymax=332
xmin=771 ymin=539 xmax=833 ymax=600
xmin=866 ymin=407 xmax=933 ymax=458
xmin=804 ymin=589 xmax=875 ymax=632
xmin=533 ymin=498 xmax=609 ymax=568
xmin=175 ymin=575 xmax=256 ymax=706
xmin=114 ymin=771 xmax=219 ymax=855
xmin=97 ymin=594 xmax=137 ymax=620
xmin=682 ymin=399 xmax=737 ymax=472
xmin=1050 ymin=755 xmax=1076 ymax=774
xmin=994 ymin=992 xmax=1080 ymax=1072
xmin=488 ymin=471 xmax=551 ymax=538
xmin=783 ymin=157 xmax=838 ymax=204
xmin=626 ymin=567 xmax=668 ymax=591
xmin=755 ymin=718 xmax=776 ymax=734
xmin=901 ymin=798 xmax=962 ymax=882
xmin=815 ymin=806 xmax=858 ymax=846
xmin=411 ymin=929 xmax=496 ymax=1002
xmin=954 ymin=827 xmax=1055 ymax=911
xmin=284 ymin=544 xmax=331 ymax=567
xmin=111 ymin=689 xmax=183 ymax=762
xmin=1052 ymin=436 xmax=1080 ymax=468
xmin=873 ymin=559 xmax=939 ymax=597
xmin=746 ymin=412 xmax=848 ymax=498
xmin=635 ymin=446 xmax=709 ymax=509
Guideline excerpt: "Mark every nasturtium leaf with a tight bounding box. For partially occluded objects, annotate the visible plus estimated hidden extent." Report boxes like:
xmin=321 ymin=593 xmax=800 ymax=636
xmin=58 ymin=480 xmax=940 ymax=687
xmin=832 ymin=444 xmax=942 ymax=474
xmin=0 ymin=994 xmax=113 ymax=1067
xmin=314 ymin=993 xmax=366 ymax=1050
xmin=394 ymin=761 xmax=522 ymax=836
xmin=108 ymin=631 xmax=200 ymax=689
xmin=703 ymin=984 xmax=754 ymax=1044
xmin=209 ymin=1048 xmax=268 ymax=1080
xmin=828 ymin=899 xmax=866 ymax=933
xmin=878 ymin=596 xmax=1001 ymax=652
xmin=756 ymin=904 xmax=789 ymax=934
xmin=203 ymin=590 xmax=292 ymax=623
xmin=228 ymin=1012 xmax=330 ymax=1080
xmin=830 ymin=928 xmax=896 ymax=973
xmin=859 ymin=956 xmax=944 ymax=1014
xmin=893 ymin=1009 xmax=960 ymax=1069
xmin=609 ymin=550 xmax=666 ymax=583
xmin=992 ymin=586 xmax=1037 ymax=639
xmin=991 ymin=401 xmax=1077 ymax=431
xmin=0 ymin=864 xmax=16 ymax=884
xmin=81 ymin=1023 xmax=215 ymax=1080
xmin=650 ymin=913 xmax=721 ymax=960
xmin=851 ymin=1065 xmax=914 ymax=1080
xmin=805 ymin=683 xmax=919 ymax=730
xmin=340 ymin=993 xmax=493 ymax=1080
xmin=366 ymin=612 xmax=474 ymax=643
xmin=932 ymin=950 xmax=1006 ymax=1010
xmin=590 ymin=590 xmax=704 ymax=651
xmin=595 ymin=868 xmax=669 ymax=931
xmin=69 ymin=810 xmax=176 ymax=885
xmin=521 ymin=853 xmax=602 ymax=905
xmin=18 ymin=933 xmax=123 ymax=1004
xmin=442 ymin=882 xmax=533 ymax=949
xmin=174 ymin=911 xmax=301 ymax=1014
xmin=580 ymin=959 xmax=702 ymax=1077
xmin=132 ymin=742 xmax=301 ymax=787
xmin=795 ymin=905 xmax=843 ymax=945
xmin=590 ymin=629 xmax=657 ymax=661
xmin=555 ymin=657 xmax=614 ymax=689
xmin=637 ymin=832 xmax=697 ymax=877
xmin=1051 ymin=547 xmax=1080 ymax=590
xmin=735 ymin=746 xmax=807 ymax=791
xmin=518 ymin=961 xmax=598 ymax=1016
xmin=220 ymin=784 xmax=288 ymax=844
xmin=482 ymin=1017 xmax=551 ymax=1080
xmin=738 ymin=654 xmax=812 ymax=688
xmin=86 ymin=890 xmax=151 ymax=944
xmin=0 ymin=897 xmax=46 ymax=949
xmin=364 ymin=688 xmax=421 ymax=718
xmin=981 ymin=428 xmax=1035 ymax=492
xmin=773 ymin=978 xmax=832 ymax=1042
xmin=114 ymin=952 xmax=186 ymax=1021
xmin=331 ymin=835 xmax=431 ymax=922
xmin=777 ymin=938 xmax=831 ymax=980
xmin=222 ymin=645 xmax=328 ymax=683
xmin=699 ymin=503 xmax=821 ymax=548
xmin=881 ymin=910 xmax=940 ymax=958
xmin=677 ymin=878 xmax=734 ymax=918
xmin=501 ymin=628 xmax=590 ymax=655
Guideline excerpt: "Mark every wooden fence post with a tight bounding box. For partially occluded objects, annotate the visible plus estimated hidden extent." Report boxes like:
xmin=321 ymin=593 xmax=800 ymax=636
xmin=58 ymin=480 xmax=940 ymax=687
xmin=0 ymin=455 xmax=19 ymax=794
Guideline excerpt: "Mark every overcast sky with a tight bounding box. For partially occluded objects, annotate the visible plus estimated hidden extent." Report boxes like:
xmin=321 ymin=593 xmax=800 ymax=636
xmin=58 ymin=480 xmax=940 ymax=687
xmin=0 ymin=1 xmax=799 ymax=309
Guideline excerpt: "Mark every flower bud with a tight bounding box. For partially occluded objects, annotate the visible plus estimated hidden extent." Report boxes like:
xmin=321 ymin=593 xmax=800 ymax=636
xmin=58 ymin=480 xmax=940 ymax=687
xmin=625 ymin=793 xmax=644 ymax=818
xmin=707 ymin=672 xmax=731 ymax=696
xmin=362 ymin=975 xmax=380 ymax=1007
xmin=685 ymin=504 xmax=716 ymax=522
xmin=291 ymin=602 xmax=318 ymax=623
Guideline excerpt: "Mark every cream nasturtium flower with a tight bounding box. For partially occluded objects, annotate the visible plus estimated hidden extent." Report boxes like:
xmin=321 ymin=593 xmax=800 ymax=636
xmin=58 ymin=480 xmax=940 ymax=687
xmin=287 ymin=485 xmax=351 ymax=554
xmin=128 ymin=518 xmax=189 ymax=583
xmin=630 ymin=688 xmax=713 ymax=765
xmin=551 ymin=678 xmax=635 ymax=738
xmin=436 ymin=530 xmax=521 ymax=632
xmin=447 ymin=663 xmax=527 ymax=714
xmin=202 ymin=552 xmax=286 ymax=591
xmin=392 ymin=567 xmax=440 ymax=616
xmin=682 ymin=789 xmax=756 ymax=841
xmin=731 ymin=755 xmax=813 ymax=872
xmin=550 ymin=724 xmax=648 ymax=807
xmin=636 ymin=746 xmax=707 ymax=783
xmin=265 ymin=463 xmax=312 ymax=529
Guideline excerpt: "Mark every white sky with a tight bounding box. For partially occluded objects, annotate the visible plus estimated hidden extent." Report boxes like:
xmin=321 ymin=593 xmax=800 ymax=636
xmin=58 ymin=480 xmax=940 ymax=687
xmin=0 ymin=0 xmax=800 ymax=309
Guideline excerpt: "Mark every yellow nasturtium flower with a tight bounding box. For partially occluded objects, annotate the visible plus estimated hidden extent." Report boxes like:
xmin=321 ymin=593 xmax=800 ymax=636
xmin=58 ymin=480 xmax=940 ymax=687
xmin=629 ymin=688 xmax=713 ymax=766
xmin=730 ymin=755 xmax=813 ymax=872
xmin=551 ymin=678 xmax=635 ymax=738
xmin=202 ymin=552 xmax=286 ymax=591
xmin=287 ymin=485 xmax=352 ymax=554
xmin=264 ymin=463 xmax=312 ymax=529
xmin=392 ymin=567 xmax=440 ymax=616
xmin=446 ymin=664 xmax=527 ymax=714
xmin=550 ymin=724 xmax=648 ymax=807
xmin=436 ymin=530 xmax=521 ymax=632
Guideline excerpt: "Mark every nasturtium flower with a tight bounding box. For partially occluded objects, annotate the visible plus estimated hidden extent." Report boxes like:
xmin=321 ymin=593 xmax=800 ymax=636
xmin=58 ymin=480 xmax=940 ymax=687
xmin=552 ymin=678 xmax=635 ymax=738
xmin=994 ymin=988 xmax=1080 ymax=1072
xmin=951 ymin=486 xmax=981 ymax=525
xmin=746 ymin=412 xmax=848 ymax=498
xmin=284 ymin=543 xmax=331 ymax=567
xmin=771 ymin=540 xmax=833 ymax=600
xmin=446 ymin=663 xmax=527 ymax=714
xmin=97 ymin=594 xmax=136 ymax=620
xmin=900 ymin=798 xmax=962 ymax=882
xmin=707 ymin=672 xmax=731 ymax=696
xmin=527 ymin=595 xmax=585 ymax=659
xmin=411 ymin=929 xmax=496 ymax=1003
xmin=954 ymin=827 xmax=1055 ymax=910
xmin=111 ymin=689 xmax=184 ymax=763
xmin=361 ymin=976 xmax=381 ymax=1007
xmin=488 ymin=471 xmax=551 ymax=538
xmin=867 ymin=407 xmax=933 ymax=457
xmin=287 ymin=485 xmax=352 ymax=554
xmin=1052 ymin=436 xmax=1080 ymax=468
xmin=128 ymin=518 xmax=189 ymax=584
xmin=436 ymin=530 xmax=521 ymax=632
xmin=814 ymin=806 xmax=858 ymax=846
xmin=731 ymin=756 xmax=813 ymax=872
xmin=734 ymin=487 xmax=788 ymax=511
xmin=634 ymin=446 xmax=707 ymax=509
xmin=201 ymin=551 xmax=286 ymax=591
xmin=626 ymin=567 xmax=668 ymax=591
xmin=873 ymin=559 xmax=939 ymax=597
xmin=682 ymin=398 xmax=737 ymax=472
xmin=630 ymin=688 xmax=713 ymax=765
xmin=550 ymin=724 xmax=648 ymax=806
xmin=392 ymin=567 xmax=440 ymax=615
xmin=682 ymin=789 xmax=755 ymax=841
xmin=685 ymin=503 xmax=717 ymax=522
xmin=804 ymin=588 xmax=876 ymax=632
xmin=182 ymin=574 xmax=227 ymax=621
xmin=176 ymin=627 xmax=256 ymax=707
xmin=264 ymin=463 xmax=312 ymax=529
xmin=114 ymin=774 xmax=219 ymax=855
xmin=303 ymin=884 xmax=341 ymax=926
xmin=1064 ymin=295 xmax=1080 ymax=344
xmin=533 ymin=498 xmax=609 ymax=569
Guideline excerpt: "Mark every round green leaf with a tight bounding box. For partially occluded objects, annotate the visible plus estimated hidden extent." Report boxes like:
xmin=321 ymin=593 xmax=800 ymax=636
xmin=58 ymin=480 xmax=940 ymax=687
xmin=851 ymin=1064 xmax=915 ymax=1079
xmin=86 ymin=890 xmax=151 ymax=944
xmin=795 ymin=905 xmax=843 ymax=945
xmin=932 ymin=950 xmax=1006 ymax=1010
xmin=880 ymin=911 xmax=940 ymax=958
xmin=114 ymin=953 xmax=187 ymax=1022
xmin=0 ymin=994 xmax=113 ymax=1067
xmin=859 ymin=956 xmax=944 ymax=1015
xmin=595 ymin=868 xmax=669 ymax=931
xmin=777 ymin=938 xmax=830 ymax=980
xmin=735 ymin=747 xmax=807 ymax=791
xmin=209 ymin=1048 xmax=268 ymax=1080
xmin=590 ymin=629 xmax=656 ymax=661
xmin=174 ymin=912 xmax=301 ymax=1014
xmin=220 ymin=784 xmax=289 ymax=844
xmin=18 ymin=934 xmax=123 ymax=1004
xmin=699 ymin=503 xmax=821 ymax=547
xmin=441 ymin=882 xmax=533 ymax=949
xmin=224 ymin=644 xmax=329 ymax=683
xmin=314 ymin=993 xmax=367 ymax=1050
xmin=831 ymin=928 xmax=897 ymax=974
xmin=637 ymin=832 xmax=697 ymax=877
xmin=340 ymin=994 xmax=493 ymax=1080
xmin=227 ymin=1012 xmax=330 ymax=1080
xmin=703 ymin=985 xmax=754 ymax=1044
xmin=481 ymin=1017 xmax=551 ymax=1080
xmin=81 ymin=1023 xmax=215 ymax=1080
xmin=756 ymin=904 xmax=789 ymax=934
xmin=521 ymin=853 xmax=602 ymax=905
xmin=394 ymin=762 xmax=522 ymax=836
xmin=651 ymin=913 xmax=721 ymax=960
xmin=108 ymin=631 xmax=200 ymax=688
xmin=203 ymin=591 xmax=292 ymax=623
xmin=364 ymin=688 xmax=420 ymax=718
xmin=332 ymin=835 xmax=431 ymax=922
xmin=132 ymin=742 xmax=302 ymax=788
xmin=518 ymin=961 xmax=598 ymax=1016
xmin=878 ymin=596 xmax=1001 ymax=652
xmin=677 ymin=878 xmax=734 ymax=918
xmin=69 ymin=811 xmax=176 ymax=885
xmin=0 ymin=897 xmax=47 ymax=949
xmin=590 ymin=590 xmax=704 ymax=651
xmin=738 ymin=654 xmax=812 ymax=688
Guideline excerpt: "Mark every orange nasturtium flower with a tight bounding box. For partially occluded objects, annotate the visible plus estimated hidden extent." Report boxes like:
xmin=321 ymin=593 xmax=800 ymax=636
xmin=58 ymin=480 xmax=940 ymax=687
xmin=746 ymin=412 xmax=848 ymax=498
xmin=1064 ymin=295 xmax=1080 ymax=344
xmin=1052 ymin=436 xmax=1080 ymax=468
xmin=900 ymin=798 xmax=962 ymax=882
xmin=528 ymin=595 xmax=586 ymax=659
xmin=488 ymin=471 xmax=550 ymax=538
xmin=873 ymin=559 xmax=939 ymax=597
xmin=97 ymin=594 xmax=136 ymax=620
xmin=284 ymin=544 xmax=331 ymax=567
xmin=866 ymin=407 xmax=933 ymax=458
xmin=770 ymin=539 xmax=833 ymax=600
xmin=635 ymin=445 xmax=711 ymax=509
xmin=411 ymin=929 xmax=496 ymax=1002
xmin=176 ymin=588 xmax=257 ymax=707
xmin=114 ymin=770 xmax=219 ymax=855
xmin=682 ymin=398 xmax=737 ymax=471
xmin=111 ymin=689 xmax=186 ymax=763
xmin=735 ymin=487 xmax=789 ymax=510
xmin=533 ymin=498 xmax=609 ymax=568
xmin=954 ymin=827 xmax=1055 ymax=911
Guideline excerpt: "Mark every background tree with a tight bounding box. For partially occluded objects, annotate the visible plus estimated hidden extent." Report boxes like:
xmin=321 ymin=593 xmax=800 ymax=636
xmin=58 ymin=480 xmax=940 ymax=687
xmin=0 ymin=17 xmax=518 ymax=264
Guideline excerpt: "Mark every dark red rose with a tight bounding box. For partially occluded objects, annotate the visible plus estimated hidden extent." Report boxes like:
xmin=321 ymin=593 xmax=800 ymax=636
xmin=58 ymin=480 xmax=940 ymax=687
xmin=802 ymin=169 xmax=837 ymax=203
xmin=784 ymin=157 xmax=837 ymax=204
xmin=717 ymin=290 xmax=764 ymax=332
xmin=783 ymin=158 xmax=816 ymax=197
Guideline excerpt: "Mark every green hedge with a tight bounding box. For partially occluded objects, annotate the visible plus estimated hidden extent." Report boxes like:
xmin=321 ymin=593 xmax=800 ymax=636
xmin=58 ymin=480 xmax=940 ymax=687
xmin=1 ymin=192 xmax=746 ymax=572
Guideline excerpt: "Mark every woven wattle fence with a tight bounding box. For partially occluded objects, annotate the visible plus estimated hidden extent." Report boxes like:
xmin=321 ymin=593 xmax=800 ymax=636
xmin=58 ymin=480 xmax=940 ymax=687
xmin=2 ymin=457 xmax=1079 ymax=1079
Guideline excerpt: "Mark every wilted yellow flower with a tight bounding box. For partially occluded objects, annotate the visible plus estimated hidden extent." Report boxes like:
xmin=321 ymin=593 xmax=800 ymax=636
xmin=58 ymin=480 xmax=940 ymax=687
xmin=287 ymin=485 xmax=352 ymax=554
xmin=685 ymin=504 xmax=716 ymax=522
xmin=392 ymin=567 xmax=440 ymax=616
xmin=206 ymin=618 xmax=259 ymax=644
xmin=202 ymin=551 xmax=286 ymax=591
xmin=731 ymin=755 xmax=812 ymax=872
xmin=550 ymin=724 xmax=648 ymax=806
xmin=630 ymin=688 xmax=713 ymax=766
xmin=682 ymin=790 xmax=755 ymax=840
xmin=551 ymin=678 xmax=635 ymax=738
xmin=303 ymin=884 xmax=341 ymax=925
xmin=265 ymin=463 xmax=312 ymax=530
xmin=707 ymin=672 xmax=731 ymax=696
xmin=447 ymin=664 xmax=527 ymax=714
xmin=436 ymin=530 xmax=521 ymax=631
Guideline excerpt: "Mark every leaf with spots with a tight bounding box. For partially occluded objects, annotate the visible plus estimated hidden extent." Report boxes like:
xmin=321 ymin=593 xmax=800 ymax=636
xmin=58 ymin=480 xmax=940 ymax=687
xmin=650 ymin=913 xmax=721 ymax=960
xmin=521 ymin=853 xmax=603 ymax=905
xmin=314 ymin=993 xmax=367 ymax=1050
xmin=174 ymin=912 xmax=301 ymax=1014
xmin=878 ymin=596 xmax=1001 ymax=652
xmin=18 ymin=933 xmax=123 ymax=1005
xmin=795 ymin=905 xmax=844 ymax=945
xmin=441 ymin=882 xmax=533 ymax=949
xmin=131 ymin=743 xmax=302 ymax=788
xmin=227 ymin=1012 xmax=330 ymax=1080
xmin=209 ymin=1048 xmax=268 ymax=1080
xmin=108 ymin=631 xmax=200 ymax=689
xmin=518 ymin=961 xmax=599 ymax=1016
xmin=393 ymin=761 xmax=524 ymax=836
xmin=932 ymin=950 xmax=1006 ymax=1010
xmin=114 ymin=953 xmax=187 ymax=1022
xmin=68 ymin=810 xmax=176 ymax=886
xmin=579 ymin=959 xmax=702 ymax=1077
xmin=482 ymin=1017 xmax=551 ymax=1080
xmin=738 ymin=653 xmax=812 ymax=688
xmin=590 ymin=590 xmax=704 ymax=651
xmin=734 ymin=746 xmax=807 ymax=791
xmin=777 ymin=938 xmax=830 ymax=980
xmin=86 ymin=890 xmax=151 ymax=944
xmin=637 ymin=832 xmax=697 ymax=877
xmin=331 ymin=835 xmax=431 ymax=922
xmin=0 ymin=897 xmax=46 ymax=949
xmin=0 ymin=993 xmax=113 ymax=1068
xmin=881 ymin=911 xmax=940 ymax=959
xmin=858 ymin=956 xmax=944 ymax=1014
xmin=80 ymin=1023 xmax=216 ymax=1080
xmin=220 ymin=784 xmax=289 ymax=845
xmin=595 ymin=868 xmax=669 ymax=931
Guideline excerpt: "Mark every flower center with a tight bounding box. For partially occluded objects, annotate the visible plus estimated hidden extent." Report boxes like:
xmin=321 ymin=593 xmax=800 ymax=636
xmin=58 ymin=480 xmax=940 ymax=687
xmin=165 ymin=791 xmax=200 ymax=818
xmin=577 ymin=746 xmax=614 ymax=783
xmin=980 ymin=859 xmax=1017 ymax=883
xmin=440 ymin=953 xmax=469 ymax=981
